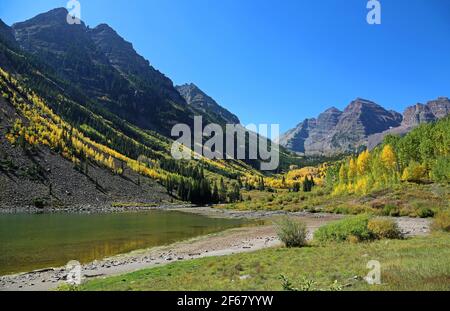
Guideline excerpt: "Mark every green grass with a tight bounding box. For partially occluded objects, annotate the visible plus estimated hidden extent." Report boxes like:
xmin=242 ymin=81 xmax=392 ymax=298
xmin=78 ymin=233 xmax=450 ymax=291
xmin=314 ymin=214 xmax=372 ymax=242
xmin=223 ymin=183 xmax=449 ymax=218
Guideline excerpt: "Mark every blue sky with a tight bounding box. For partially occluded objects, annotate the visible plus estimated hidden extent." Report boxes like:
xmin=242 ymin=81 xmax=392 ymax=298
xmin=1 ymin=0 xmax=450 ymax=133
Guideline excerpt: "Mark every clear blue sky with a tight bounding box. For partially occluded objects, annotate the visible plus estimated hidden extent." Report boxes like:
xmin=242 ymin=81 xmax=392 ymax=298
xmin=1 ymin=0 xmax=450 ymax=133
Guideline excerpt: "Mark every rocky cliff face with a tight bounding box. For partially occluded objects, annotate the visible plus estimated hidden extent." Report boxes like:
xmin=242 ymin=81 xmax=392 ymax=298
xmin=176 ymin=83 xmax=240 ymax=125
xmin=280 ymin=97 xmax=449 ymax=155
xmin=89 ymin=23 xmax=185 ymax=105
xmin=367 ymin=97 xmax=450 ymax=150
xmin=278 ymin=118 xmax=317 ymax=153
xmin=402 ymin=97 xmax=450 ymax=127
xmin=8 ymin=8 xmax=237 ymax=135
xmin=0 ymin=19 xmax=15 ymax=46
xmin=427 ymin=97 xmax=450 ymax=119
xmin=335 ymin=99 xmax=402 ymax=136
xmin=11 ymin=8 xmax=191 ymax=133
xmin=279 ymin=99 xmax=402 ymax=155
xmin=0 ymin=19 xmax=18 ymax=68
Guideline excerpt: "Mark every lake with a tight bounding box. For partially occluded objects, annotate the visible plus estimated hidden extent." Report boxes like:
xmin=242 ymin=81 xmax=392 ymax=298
xmin=0 ymin=210 xmax=245 ymax=275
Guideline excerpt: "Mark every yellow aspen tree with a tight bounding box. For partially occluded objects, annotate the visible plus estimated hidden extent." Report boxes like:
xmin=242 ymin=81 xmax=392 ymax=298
xmin=357 ymin=150 xmax=370 ymax=175
xmin=348 ymin=158 xmax=357 ymax=181
xmin=107 ymin=156 xmax=115 ymax=171
xmin=339 ymin=164 xmax=347 ymax=184
xmin=381 ymin=145 xmax=397 ymax=171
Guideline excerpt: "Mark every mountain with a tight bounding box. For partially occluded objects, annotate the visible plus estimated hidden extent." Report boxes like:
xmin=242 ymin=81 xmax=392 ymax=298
xmin=176 ymin=83 xmax=240 ymax=125
xmin=367 ymin=97 xmax=450 ymax=150
xmin=1 ymin=8 xmax=271 ymax=209
xmin=280 ymin=97 xmax=449 ymax=155
xmin=1 ymin=6 xmax=311 ymax=210
xmin=0 ymin=19 xmax=15 ymax=46
xmin=9 ymin=8 xmax=232 ymax=135
xmin=402 ymin=97 xmax=450 ymax=127
xmin=279 ymin=98 xmax=402 ymax=155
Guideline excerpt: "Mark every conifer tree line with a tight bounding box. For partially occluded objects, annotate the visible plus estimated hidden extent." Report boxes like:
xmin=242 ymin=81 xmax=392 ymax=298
xmin=1 ymin=57 xmax=249 ymax=206
xmin=289 ymin=175 xmax=315 ymax=193
xmin=164 ymin=174 xmax=242 ymax=205
xmin=160 ymin=160 xmax=242 ymax=204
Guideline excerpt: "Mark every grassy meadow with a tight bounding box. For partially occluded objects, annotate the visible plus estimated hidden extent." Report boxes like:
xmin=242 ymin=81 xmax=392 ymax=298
xmin=76 ymin=233 xmax=450 ymax=291
xmin=224 ymin=183 xmax=449 ymax=218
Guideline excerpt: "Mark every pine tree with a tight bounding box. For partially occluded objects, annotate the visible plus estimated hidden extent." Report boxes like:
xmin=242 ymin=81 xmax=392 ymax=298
xmin=302 ymin=176 xmax=314 ymax=192
xmin=177 ymin=179 xmax=185 ymax=199
xmin=258 ymin=177 xmax=265 ymax=191
xmin=212 ymin=182 xmax=219 ymax=203
xmin=219 ymin=178 xmax=227 ymax=203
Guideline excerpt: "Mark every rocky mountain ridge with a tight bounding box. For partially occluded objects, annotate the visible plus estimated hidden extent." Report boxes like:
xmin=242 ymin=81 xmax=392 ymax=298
xmin=176 ymin=83 xmax=240 ymax=125
xmin=279 ymin=97 xmax=450 ymax=155
xmin=7 ymin=8 xmax=236 ymax=135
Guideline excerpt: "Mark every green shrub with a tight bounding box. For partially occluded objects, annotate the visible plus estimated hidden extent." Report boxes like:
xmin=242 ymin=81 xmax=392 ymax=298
xmin=401 ymin=161 xmax=429 ymax=183
xmin=416 ymin=207 xmax=435 ymax=218
xmin=275 ymin=217 xmax=308 ymax=248
xmin=334 ymin=205 xmax=351 ymax=214
xmin=368 ymin=218 xmax=402 ymax=239
xmin=279 ymin=275 xmax=342 ymax=291
xmin=314 ymin=214 xmax=372 ymax=243
xmin=382 ymin=204 xmax=400 ymax=217
xmin=433 ymin=210 xmax=450 ymax=232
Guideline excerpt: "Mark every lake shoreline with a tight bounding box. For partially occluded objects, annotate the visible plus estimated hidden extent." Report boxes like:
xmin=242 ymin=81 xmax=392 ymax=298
xmin=0 ymin=207 xmax=431 ymax=291
xmin=0 ymin=203 xmax=195 ymax=214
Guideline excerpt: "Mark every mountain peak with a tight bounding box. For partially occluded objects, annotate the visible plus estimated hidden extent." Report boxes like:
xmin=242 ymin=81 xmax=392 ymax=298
xmin=345 ymin=98 xmax=379 ymax=110
xmin=323 ymin=107 xmax=342 ymax=114
xmin=13 ymin=7 xmax=85 ymax=29
xmin=36 ymin=7 xmax=69 ymax=17
xmin=0 ymin=19 xmax=16 ymax=45
xmin=0 ymin=19 xmax=8 ymax=27
xmin=279 ymin=98 xmax=405 ymax=155
xmin=93 ymin=23 xmax=116 ymax=34
xmin=176 ymin=83 xmax=240 ymax=125
xmin=179 ymin=82 xmax=199 ymax=90
xmin=402 ymin=97 xmax=450 ymax=127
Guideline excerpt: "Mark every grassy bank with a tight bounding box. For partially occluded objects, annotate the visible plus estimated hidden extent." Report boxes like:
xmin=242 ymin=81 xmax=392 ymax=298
xmin=223 ymin=183 xmax=449 ymax=218
xmin=77 ymin=233 xmax=450 ymax=291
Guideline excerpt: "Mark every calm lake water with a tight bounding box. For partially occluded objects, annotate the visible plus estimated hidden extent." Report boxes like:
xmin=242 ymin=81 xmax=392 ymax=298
xmin=0 ymin=210 xmax=245 ymax=275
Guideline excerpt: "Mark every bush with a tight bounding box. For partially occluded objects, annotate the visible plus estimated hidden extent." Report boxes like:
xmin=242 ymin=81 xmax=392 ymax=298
xmin=416 ymin=207 xmax=435 ymax=218
xmin=314 ymin=214 xmax=372 ymax=243
xmin=275 ymin=217 xmax=308 ymax=248
xmin=382 ymin=204 xmax=400 ymax=217
xmin=368 ymin=218 xmax=402 ymax=239
xmin=401 ymin=161 xmax=428 ymax=183
xmin=433 ymin=210 xmax=450 ymax=232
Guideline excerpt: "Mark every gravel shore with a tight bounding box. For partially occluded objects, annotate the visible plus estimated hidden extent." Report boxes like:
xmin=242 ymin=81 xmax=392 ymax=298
xmin=0 ymin=203 xmax=194 ymax=214
xmin=0 ymin=207 xmax=431 ymax=291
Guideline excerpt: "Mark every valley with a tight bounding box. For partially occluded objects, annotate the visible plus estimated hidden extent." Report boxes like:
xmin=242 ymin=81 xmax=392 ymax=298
xmin=0 ymin=6 xmax=448 ymax=293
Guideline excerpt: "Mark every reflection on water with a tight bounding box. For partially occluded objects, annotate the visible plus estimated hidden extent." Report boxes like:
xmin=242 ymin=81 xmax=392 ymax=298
xmin=0 ymin=210 xmax=245 ymax=275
